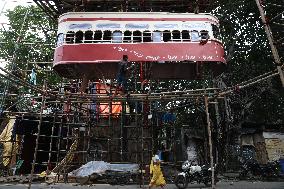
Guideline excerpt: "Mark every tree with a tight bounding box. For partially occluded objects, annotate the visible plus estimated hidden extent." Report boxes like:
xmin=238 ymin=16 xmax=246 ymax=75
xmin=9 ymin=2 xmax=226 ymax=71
xmin=0 ymin=5 xmax=59 ymax=86
xmin=0 ymin=5 xmax=59 ymax=112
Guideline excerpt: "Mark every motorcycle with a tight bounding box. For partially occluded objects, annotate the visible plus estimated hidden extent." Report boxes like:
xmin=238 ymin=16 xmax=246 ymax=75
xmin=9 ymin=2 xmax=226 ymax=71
xmin=239 ymin=159 xmax=280 ymax=180
xmin=175 ymin=160 xmax=217 ymax=189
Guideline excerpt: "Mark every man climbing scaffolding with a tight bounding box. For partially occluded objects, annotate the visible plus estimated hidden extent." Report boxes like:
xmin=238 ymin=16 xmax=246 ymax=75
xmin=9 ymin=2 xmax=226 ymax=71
xmin=116 ymin=55 xmax=134 ymax=94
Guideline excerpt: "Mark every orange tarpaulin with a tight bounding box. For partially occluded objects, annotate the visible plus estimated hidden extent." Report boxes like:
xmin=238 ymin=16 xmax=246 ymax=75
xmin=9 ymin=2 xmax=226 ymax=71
xmin=96 ymin=83 xmax=122 ymax=116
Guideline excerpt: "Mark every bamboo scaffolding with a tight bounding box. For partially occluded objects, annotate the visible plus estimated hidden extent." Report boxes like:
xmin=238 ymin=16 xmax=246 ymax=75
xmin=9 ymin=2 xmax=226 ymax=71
xmin=0 ymin=18 xmax=283 ymax=187
xmin=205 ymin=96 xmax=215 ymax=189
xmin=28 ymin=81 xmax=46 ymax=189
xmin=255 ymin=0 xmax=284 ymax=87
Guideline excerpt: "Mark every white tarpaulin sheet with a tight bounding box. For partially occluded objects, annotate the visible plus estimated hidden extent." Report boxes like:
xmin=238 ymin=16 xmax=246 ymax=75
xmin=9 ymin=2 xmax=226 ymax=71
xmin=70 ymin=161 xmax=139 ymax=177
xmin=109 ymin=163 xmax=139 ymax=173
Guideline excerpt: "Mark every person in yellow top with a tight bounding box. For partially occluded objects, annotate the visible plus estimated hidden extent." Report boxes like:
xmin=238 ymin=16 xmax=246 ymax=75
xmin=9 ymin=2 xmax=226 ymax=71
xmin=149 ymin=155 xmax=166 ymax=189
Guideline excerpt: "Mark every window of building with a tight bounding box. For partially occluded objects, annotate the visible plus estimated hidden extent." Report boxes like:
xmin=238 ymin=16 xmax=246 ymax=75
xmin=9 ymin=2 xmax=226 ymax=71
xmin=133 ymin=30 xmax=142 ymax=42
xmin=57 ymin=33 xmax=64 ymax=46
xmin=75 ymin=31 xmax=83 ymax=43
xmin=112 ymin=30 xmax=122 ymax=43
xmin=94 ymin=30 xmax=102 ymax=43
xmin=66 ymin=31 xmax=75 ymax=44
xmin=181 ymin=30 xmax=190 ymax=41
xmin=103 ymin=30 xmax=112 ymax=42
xmin=85 ymin=30 xmax=93 ymax=43
xmin=143 ymin=30 xmax=152 ymax=42
xmin=123 ymin=30 xmax=132 ymax=43
xmin=172 ymin=30 xmax=181 ymax=42
xmin=163 ymin=30 xmax=171 ymax=42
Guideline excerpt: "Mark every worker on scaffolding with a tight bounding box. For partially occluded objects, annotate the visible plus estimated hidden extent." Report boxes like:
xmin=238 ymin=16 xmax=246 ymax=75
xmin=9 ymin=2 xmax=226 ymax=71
xmin=116 ymin=55 xmax=134 ymax=94
xmin=29 ymin=68 xmax=37 ymax=85
xmin=149 ymin=155 xmax=166 ymax=189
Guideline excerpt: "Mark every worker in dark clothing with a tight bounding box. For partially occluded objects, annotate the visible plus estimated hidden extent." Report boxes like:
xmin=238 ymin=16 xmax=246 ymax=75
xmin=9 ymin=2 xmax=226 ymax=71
xmin=116 ymin=55 xmax=133 ymax=94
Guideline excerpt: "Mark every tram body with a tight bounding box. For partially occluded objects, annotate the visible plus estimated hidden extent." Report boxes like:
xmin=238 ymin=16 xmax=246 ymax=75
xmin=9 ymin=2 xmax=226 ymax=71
xmin=54 ymin=12 xmax=226 ymax=79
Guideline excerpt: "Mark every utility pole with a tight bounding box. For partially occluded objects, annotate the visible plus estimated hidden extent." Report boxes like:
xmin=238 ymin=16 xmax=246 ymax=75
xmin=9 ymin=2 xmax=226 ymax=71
xmin=255 ymin=0 xmax=284 ymax=87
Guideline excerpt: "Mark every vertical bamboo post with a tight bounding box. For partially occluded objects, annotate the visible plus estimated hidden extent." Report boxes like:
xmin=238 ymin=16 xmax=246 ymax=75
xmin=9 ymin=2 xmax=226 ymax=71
xmin=255 ymin=0 xmax=284 ymax=87
xmin=28 ymin=81 xmax=46 ymax=189
xmin=47 ymin=112 xmax=57 ymax=173
xmin=224 ymin=97 xmax=230 ymax=171
xmin=120 ymin=101 xmax=124 ymax=161
xmin=135 ymin=100 xmax=139 ymax=163
xmin=141 ymin=101 xmax=144 ymax=188
xmin=204 ymin=96 xmax=215 ymax=189
xmin=214 ymin=99 xmax=220 ymax=166
xmin=86 ymin=112 xmax=91 ymax=162
xmin=55 ymin=117 xmax=63 ymax=172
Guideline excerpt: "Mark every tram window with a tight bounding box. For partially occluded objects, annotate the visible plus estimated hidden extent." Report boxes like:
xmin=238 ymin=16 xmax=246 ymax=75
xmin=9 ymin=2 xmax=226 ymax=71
xmin=163 ymin=30 xmax=171 ymax=42
xmin=112 ymin=30 xmax=122 ymax=43
xmin=103 ymin=30 xmax=112 ymax=42
xmin=75 ymin=31 xmax=83 ymax=43
xmin=94 ymin=30 xmax=102 ymax=43
xmin=133 ymin=31 xmax=142 ymax=43
xmin=181 ymin=30 xmax=190 ymax=41
xmin=191 ymin=30 xmax=200 ymax=42
xmin=200 ymin=30 xmax=209 ymax=40
xmin=212 ymin=24 xmax=220 ymax=39
xmin=84 ymin=30 xmax=93 ymax=43
xmin=143 ymin=30 xmax=152 ymax=42
xmin=172 ymin=30 xmax=181 ymax=42
xmin=57 ymin=33 xmax=64 ymax=46
xmin=66 ymin=31 xmax=75 ymax=44
xmin=123 ymin=30 xmax=132 ymax=43
xmin=153 ymin=31 xmax=162 ymax=42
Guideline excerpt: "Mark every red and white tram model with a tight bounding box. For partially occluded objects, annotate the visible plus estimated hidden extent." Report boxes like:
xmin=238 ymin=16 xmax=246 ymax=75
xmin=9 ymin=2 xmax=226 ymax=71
xmin=54 ymin=12 xmax=226 ymax=79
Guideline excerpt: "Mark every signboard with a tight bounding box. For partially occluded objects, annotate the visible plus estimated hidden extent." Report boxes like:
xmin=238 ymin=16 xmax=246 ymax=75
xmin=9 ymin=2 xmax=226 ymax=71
xmin=264 ymin=132 xmax=284 ymax=161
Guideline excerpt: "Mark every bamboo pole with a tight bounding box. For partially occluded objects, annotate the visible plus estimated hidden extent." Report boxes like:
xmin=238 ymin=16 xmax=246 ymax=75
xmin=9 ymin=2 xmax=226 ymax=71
xmin=46 ymin=112 xmax=57 ymax=174
xmin=28 ymin=81 xmax=46 ymax=189
xmin=255 ymin=0 xmax=284 ymax=87
xmin=204 ymin=96 xmax=215 ymax=189
xmin=141 ymin=101 xmax=145 ymax=188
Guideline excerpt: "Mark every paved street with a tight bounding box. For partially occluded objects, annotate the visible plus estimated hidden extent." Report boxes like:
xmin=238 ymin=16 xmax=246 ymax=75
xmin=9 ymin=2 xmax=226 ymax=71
xmin=1 ymin=181 xmax=284 ymax=189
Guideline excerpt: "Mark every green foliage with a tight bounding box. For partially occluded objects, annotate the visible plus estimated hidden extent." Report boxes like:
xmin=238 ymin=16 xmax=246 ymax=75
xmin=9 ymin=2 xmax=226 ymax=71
xmin=212 ymin=0 xmax=284 ymax=125
xmin=0 ymin=5 xmax=60 ymax=85
xmin=0 ymin=5 xmax=61 ymax=112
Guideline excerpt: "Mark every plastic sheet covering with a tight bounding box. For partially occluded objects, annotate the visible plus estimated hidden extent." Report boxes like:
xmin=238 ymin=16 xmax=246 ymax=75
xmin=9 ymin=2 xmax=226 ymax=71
xmin=69 ymin=23 xmax=92 ymax=30
xmin=96 ymin=23 xmax=120 ymax=29
xmin=125 ymin=23 xmax=149 ymax=29
xmin=182 ymin=22 xmax=211 ymax=31
xmin=108 ymin=163 xmax=139 ymax=173
xmin=70 ymin=161 xmax=139 ymax=177
xmin=112 ymin=31 xmax=123 ymax=43
xmin=0 ymin=118 xmax=19 ymax=167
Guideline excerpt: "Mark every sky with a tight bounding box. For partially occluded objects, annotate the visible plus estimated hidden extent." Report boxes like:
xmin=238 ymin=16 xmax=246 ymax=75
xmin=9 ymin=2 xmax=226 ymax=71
xmin=0 ymin=0 xmax=35 ymax=24
xmin=0 ymin=0 xmax=35 ymax=73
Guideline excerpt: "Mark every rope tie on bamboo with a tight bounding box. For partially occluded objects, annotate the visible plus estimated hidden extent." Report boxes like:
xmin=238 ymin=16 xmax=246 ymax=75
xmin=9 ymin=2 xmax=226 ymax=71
xmin=233 ymin=85 xmax=241 ymax=93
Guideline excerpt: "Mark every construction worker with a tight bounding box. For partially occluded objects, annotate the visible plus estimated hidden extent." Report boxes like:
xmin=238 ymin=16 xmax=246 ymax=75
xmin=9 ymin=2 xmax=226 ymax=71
xmin=116 ymin=55 xmax=134 ymax=94
xmin=149 ymin=155 xmax=166 ymax=189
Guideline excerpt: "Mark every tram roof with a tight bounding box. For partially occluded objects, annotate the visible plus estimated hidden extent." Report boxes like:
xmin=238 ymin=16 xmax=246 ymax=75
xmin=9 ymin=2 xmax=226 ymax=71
xmin=59 ymin=12 xmax=219 ymax=24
